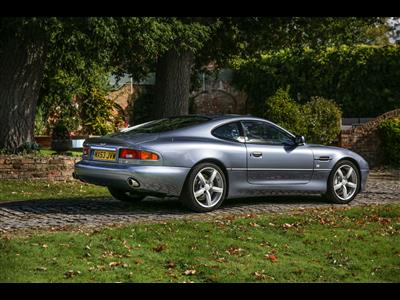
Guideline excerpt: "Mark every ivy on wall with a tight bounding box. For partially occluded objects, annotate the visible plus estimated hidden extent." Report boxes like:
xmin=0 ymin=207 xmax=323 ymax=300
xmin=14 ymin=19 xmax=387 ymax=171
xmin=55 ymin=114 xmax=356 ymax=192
xmin=232 ymin=45 xmax=400 ymax=118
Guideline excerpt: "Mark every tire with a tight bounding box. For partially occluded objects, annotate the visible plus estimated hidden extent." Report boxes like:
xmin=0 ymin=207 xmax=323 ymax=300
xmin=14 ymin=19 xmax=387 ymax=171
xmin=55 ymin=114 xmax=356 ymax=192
xmin=180 ymin=162 xmax=227 ymax=212
xmin=326 ymin=160 xmax=360 ymax=204
xmin=108 ymin=187 xmax=146 ymax=202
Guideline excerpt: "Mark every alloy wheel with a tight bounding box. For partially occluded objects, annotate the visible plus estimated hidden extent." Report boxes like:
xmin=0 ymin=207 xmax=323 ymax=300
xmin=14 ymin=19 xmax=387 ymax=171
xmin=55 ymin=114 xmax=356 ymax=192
xmin=192 ymin=167 xmax=224 ymax=208
xmin=333 ymin=164 xmax=358 ymax=201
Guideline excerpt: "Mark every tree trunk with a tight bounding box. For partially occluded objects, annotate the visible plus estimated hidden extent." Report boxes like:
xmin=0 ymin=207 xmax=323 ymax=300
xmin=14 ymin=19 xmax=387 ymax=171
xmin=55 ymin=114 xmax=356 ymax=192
xmin=153 ymin=49 xmax=194 ymax=119
xmin=0 ymin=38 xmax=47 ymax=151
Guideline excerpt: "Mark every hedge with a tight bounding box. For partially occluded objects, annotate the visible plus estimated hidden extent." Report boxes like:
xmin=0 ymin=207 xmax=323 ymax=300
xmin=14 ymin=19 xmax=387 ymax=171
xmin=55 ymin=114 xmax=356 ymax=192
xmin=232 ymin=45 xmax=400 ymax=118
xmin=378 ymin=117 xmax=400 ymax=167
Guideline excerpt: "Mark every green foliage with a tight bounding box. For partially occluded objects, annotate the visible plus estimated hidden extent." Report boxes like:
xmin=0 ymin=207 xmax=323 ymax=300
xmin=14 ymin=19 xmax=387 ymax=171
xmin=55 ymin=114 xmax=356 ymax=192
xmin=128 ymin=86 xmax=156 ymax=125
xmin=378 ymin=118 xmax=400 ymax=167
xmin=19 ymin=142 xmax=41 ymax=154
xmin=0 ymin=142 xmax=41 ymax=155
xmin=233 ymin=45 xmax=400 ymax=117
xmin=264 ymin=89 xmax=342 ymax=144
xmin=264 ymin=87 xmax=304 ymax=134
xmin=34 ymin=107 xmax=47 ymax=136
xmin=51 ymin=122 xmax=70 ymax=140
xmin=79 ymin=88 xmax=123 ymax=136
xmin=302 ymin=97 xmax=342 ymax=144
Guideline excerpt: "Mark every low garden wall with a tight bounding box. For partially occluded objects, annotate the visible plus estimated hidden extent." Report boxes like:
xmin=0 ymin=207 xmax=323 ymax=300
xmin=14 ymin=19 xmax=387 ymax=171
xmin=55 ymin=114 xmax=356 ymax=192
xmin=0 ymin=155 xmax=80 ymax=181
xmin=338 ymin=109 xmax=400 ymax=167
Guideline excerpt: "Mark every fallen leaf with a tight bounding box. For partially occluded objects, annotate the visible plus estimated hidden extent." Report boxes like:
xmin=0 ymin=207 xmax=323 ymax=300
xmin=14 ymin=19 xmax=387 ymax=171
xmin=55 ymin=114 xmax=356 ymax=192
xmin=135 ymin=259 xmax=144 ymax=265
xmin=283 ymin=223 xmax=293 ymax=229
xmin=225 ymin=246 xmax=243 ymax=256
xmin=265 ymin=254 xmax=278 ymax=263
xmin=183 ymin=269 xmax=196 ymax=275
xmin=64 ymin=270 xmax=81 ymax=278
xmin=153 ymin=244 xmax=167 ymax=253
xmin=35 ymin=267 xmax=47 ymax=272
xmin=249 ymin=222 xmax=260 ymax=227
xmin=253 ymin=270 xmax=266 ymax=280
xmin=109 ymin=261 xmax=128 ymax=268
xmin=166 ymin=261 xmax=176 ymax=269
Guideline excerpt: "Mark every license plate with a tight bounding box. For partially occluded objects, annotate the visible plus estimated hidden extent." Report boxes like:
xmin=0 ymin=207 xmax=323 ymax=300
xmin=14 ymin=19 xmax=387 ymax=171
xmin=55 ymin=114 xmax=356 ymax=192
xmin=93 ymin=150 xmax=116 ymax=161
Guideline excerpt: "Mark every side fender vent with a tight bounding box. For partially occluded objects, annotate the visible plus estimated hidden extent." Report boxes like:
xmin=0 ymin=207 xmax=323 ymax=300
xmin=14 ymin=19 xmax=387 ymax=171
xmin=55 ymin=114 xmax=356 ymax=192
xmin=316 ymin=156 xmax=331 ymax=161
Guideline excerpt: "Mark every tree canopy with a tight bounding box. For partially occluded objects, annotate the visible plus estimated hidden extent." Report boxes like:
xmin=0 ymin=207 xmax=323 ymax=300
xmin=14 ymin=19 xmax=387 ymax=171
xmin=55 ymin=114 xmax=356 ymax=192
xmin=0 ymin=17 xmax=385 ymax=151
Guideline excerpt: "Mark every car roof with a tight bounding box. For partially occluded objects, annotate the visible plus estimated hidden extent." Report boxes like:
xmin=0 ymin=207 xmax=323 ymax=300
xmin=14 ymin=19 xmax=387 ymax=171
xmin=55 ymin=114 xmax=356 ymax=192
xmin=166 ymin=114 xmax=295 ymax=138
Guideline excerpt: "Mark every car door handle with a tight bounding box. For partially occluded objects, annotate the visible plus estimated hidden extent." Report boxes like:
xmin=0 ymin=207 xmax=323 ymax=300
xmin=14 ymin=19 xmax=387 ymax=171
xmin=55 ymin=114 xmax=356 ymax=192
xmin=251 ymin=152 xmax=262 ymax=158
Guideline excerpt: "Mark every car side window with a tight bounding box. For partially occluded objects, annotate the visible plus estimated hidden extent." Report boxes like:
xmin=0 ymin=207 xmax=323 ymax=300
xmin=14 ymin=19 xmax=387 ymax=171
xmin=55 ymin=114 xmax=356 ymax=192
xmin=212 ymin=122 xmax=244 ymax=143
xmin=241 ymin=121 xmax=294 ymax=145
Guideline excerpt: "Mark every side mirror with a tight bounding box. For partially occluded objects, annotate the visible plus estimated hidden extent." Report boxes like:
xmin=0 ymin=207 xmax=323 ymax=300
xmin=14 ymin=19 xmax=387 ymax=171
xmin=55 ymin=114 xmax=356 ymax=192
xmin=294 ymin=135 xmax=305 ymax=145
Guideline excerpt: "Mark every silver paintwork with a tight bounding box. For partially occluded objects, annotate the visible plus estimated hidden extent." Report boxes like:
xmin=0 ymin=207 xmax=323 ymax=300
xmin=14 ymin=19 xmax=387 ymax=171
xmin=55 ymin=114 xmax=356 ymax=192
xmin=74 ymin=115 xmax=369 ymax=200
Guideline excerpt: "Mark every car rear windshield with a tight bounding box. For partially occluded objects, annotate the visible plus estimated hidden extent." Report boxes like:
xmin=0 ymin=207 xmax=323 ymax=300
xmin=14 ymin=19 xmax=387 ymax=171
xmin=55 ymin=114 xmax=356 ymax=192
xmin=116 ymin=116 xmax=211 ymax=134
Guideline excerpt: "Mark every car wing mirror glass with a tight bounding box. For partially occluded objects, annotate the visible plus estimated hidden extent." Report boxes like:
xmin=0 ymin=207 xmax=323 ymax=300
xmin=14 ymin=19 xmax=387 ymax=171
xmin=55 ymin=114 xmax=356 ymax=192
xmin=294 ymin=135 xmax=305 ymax=145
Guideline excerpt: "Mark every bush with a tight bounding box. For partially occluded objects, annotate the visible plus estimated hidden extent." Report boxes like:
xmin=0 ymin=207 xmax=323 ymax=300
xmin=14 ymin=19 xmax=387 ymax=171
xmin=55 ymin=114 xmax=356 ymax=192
xmin=263 ymin=87 xmax=304 ymax=134
xmin=379 ymin=118 xmax=400 ymax=167
xmin=34 ymin=107 xmax=48 ymax=136
xmin=264 ymin=89 xmax=342 ymax=145
xmin=51 ymin=122 xmax=70 ymax=140
xmin=232 ymin=45 xmax=400 ymax=118
xmin=79 ymin=88 xmax=123 ymax=135
xmin=301 ymin=97 xmax=342 ymax=144
xmin=51 ymin=121 xmax=71 ymax=152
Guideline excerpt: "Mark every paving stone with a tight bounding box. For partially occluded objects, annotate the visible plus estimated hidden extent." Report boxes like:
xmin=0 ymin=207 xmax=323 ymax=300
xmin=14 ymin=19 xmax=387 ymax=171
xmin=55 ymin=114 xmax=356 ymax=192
xmin=0 ymin=177 xmax=398 ymax=233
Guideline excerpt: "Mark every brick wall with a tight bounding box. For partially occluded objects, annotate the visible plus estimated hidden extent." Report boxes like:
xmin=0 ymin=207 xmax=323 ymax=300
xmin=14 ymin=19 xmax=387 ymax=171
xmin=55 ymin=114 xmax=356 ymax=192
xmin=338 ymin=109 xmax=400 ymax=167
xmin=0 ymin=155 xmax=80 ymax=181
xmin=191 ymin=81 xmax=248 ymax=115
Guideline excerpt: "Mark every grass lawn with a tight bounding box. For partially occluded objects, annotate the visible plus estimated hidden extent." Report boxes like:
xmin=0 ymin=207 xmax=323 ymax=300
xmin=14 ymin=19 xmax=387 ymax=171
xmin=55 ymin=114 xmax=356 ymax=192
xmin=0 ymin=180 xmax=109 ymax=202
xmin=0 ymin=204 xmax=399 ymax=283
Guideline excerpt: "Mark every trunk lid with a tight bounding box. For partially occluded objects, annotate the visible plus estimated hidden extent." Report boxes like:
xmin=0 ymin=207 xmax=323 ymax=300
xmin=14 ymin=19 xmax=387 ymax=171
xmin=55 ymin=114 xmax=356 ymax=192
xmin=84 ymin=132 xmax=159 ymax=148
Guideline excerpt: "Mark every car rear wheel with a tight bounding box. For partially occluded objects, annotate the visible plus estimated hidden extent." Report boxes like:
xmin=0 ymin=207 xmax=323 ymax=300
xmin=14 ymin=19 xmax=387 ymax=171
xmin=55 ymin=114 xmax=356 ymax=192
xmin=180 ymin=162 xmax=227 ymax=212
xmin=108 ymin=187 xmax=146 ymax=202
xmin=326 ymin=160 xmax=360 ymax=204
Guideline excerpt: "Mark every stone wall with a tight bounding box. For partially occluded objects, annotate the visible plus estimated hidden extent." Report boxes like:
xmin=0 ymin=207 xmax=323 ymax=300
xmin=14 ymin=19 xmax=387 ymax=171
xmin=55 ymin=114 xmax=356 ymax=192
xmin=0 ymin=155 xmax=80 ymax=181
xmin=338 ymin=109 xmax=400 ymax=167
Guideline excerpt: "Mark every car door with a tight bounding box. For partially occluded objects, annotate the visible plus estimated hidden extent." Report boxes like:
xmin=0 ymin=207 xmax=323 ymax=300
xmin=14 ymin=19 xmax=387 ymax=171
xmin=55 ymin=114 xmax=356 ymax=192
xmin=241 ymin=120 xmax=314 ymax=185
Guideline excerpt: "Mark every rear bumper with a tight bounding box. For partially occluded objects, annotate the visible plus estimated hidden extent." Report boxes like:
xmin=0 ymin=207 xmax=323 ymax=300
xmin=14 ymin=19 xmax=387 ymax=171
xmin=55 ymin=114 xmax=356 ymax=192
xmin=74 ymin=160 xmax=190 ymax=196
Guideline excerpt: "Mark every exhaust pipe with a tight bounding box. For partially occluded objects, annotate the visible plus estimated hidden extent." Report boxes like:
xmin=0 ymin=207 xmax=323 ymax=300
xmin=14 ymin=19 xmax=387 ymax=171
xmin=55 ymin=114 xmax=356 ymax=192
xmin=127 ymin=177 xmax=140 ymax=188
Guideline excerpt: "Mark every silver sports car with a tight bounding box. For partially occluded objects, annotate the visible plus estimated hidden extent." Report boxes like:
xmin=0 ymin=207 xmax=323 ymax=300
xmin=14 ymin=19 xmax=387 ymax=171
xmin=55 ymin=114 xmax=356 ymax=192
xmin=74 ymin=115 xmax=369 ymax=212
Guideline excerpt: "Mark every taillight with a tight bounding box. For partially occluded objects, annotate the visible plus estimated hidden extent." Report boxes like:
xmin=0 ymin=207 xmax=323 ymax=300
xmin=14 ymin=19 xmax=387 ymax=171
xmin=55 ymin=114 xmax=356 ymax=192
xmin=119 ymin=149 xmax=140 ymax=159
xmin=119 ymin=149 xmax=159 ymax=160
xmin=139 ymin=150 xmax=159 ymax=160
xmin=83 ymin=146 xmax=90 ymax=156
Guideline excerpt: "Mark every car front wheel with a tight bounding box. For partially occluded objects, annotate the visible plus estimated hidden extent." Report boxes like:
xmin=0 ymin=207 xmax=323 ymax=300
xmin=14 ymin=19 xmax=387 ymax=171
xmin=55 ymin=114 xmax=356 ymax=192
xmin=326 ymin=160 xmax=360 ymax=204
xmin=180 ymin=162 xmax=227 ymax=212
xmin=108 ymin=187 xmax=146 ymax=202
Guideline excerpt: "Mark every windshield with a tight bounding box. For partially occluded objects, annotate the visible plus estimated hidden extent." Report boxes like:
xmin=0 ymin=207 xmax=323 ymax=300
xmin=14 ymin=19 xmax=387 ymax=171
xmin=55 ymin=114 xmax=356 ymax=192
xmin=110 ymin=116 xmax=211 ymax=136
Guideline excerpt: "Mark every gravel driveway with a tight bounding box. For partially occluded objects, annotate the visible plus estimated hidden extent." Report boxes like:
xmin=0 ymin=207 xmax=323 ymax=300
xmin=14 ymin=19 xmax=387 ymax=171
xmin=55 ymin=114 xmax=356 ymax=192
xmin=0 ymin=176 xmax=399 ymax=233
